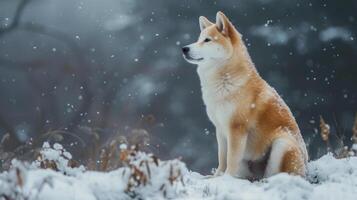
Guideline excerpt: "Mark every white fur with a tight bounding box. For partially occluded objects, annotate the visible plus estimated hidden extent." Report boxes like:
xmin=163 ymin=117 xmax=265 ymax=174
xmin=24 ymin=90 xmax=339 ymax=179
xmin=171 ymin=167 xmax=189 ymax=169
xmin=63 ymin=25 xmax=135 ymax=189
xmin=226 ymin=133 xmax=248 ymax=176
xmin=215 ymin=128 xmax=227 ymax=175
xmin=264 ymin=138 xmax=291 ymax=177
xmin=237 ymin=160 xmax=253 ymax=178
xmin=197 ymin=64 xmax=244 ymax=131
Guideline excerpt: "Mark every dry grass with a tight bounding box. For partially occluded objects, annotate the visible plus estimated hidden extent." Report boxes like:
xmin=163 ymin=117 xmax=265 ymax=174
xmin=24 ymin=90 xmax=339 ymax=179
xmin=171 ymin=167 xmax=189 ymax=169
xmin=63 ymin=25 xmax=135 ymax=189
xmin=0 ymin=126 xmax=150 ymax=172
xmin=319 ymin=113 xmax=357 ymax=158
xmin=119 ymin=145 xmax=184 ymax=198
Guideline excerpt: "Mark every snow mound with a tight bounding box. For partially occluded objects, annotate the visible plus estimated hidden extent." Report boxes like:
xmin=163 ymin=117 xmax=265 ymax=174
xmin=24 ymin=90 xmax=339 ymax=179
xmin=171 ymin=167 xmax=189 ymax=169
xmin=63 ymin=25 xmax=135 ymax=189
xmin=1 ymin=144 xmax=357 ymax=200
xmin=0 ymin=143 xmax=187 ymax=200
xmin=183 ymin=173 xmax=312 ymax=200
xmin=184 ymin=154 xmax=357 ymax=200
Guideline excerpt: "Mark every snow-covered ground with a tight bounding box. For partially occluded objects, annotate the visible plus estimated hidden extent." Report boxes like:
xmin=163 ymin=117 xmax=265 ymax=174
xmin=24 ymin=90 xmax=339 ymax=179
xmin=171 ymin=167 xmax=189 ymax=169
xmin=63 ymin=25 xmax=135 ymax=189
xmin=1 ymin=143 xmax=357 ymax=200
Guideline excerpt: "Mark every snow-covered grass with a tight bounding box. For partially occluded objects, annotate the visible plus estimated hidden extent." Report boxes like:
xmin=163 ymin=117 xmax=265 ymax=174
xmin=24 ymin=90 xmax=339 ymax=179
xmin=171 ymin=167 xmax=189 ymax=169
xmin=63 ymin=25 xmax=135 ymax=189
xmin=1 ymin=143 xmax=357 ymax=200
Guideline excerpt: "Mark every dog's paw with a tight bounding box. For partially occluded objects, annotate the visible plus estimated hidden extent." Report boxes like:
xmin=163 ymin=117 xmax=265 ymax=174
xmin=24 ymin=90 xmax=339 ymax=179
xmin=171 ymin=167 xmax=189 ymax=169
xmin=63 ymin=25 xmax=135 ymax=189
xmin=213 ymin=170 xmax=224 ymax=177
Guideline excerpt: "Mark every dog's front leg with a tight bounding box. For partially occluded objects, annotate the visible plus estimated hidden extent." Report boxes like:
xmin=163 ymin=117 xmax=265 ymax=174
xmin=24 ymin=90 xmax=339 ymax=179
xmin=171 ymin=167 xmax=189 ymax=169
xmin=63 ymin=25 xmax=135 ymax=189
xmin=214 ymin=128 xmax=227 ymax=176
xmin=225 ymin=125 xmax=248 ymax=177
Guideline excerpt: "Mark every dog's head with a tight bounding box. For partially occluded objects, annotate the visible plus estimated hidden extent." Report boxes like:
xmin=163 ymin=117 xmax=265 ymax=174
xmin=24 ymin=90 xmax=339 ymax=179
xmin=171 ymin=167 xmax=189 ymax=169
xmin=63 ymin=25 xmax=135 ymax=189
xmin=182 ymin=11 xmax=241 ymax=65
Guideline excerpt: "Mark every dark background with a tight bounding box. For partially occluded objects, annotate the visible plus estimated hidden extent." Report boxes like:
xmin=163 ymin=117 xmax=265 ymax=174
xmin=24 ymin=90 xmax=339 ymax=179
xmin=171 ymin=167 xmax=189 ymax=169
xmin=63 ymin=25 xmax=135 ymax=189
xmin=0 ymin=0 xmax=356 ymax=173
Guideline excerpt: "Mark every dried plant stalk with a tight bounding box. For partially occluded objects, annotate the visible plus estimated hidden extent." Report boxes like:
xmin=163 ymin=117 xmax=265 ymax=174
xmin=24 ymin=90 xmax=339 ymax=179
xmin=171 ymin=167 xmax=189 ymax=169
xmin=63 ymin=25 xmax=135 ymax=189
xmin=119 ymin=145 xmax=184 ymax=198
xmin=16 ymin=168 xmax=24 ymax=188
xmin=320 ymin=116 xmax=331 ymax=151
xmin=352 ymin=113 xmax=357 ymax=144
xmin=99 ymin=149 xmax=109 ymax=171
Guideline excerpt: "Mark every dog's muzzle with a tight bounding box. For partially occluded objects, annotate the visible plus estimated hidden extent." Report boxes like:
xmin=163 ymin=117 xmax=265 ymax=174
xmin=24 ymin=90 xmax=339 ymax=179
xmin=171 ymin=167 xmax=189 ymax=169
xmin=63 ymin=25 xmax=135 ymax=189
xmin=182 ymin=46 xmax=203 ymax=62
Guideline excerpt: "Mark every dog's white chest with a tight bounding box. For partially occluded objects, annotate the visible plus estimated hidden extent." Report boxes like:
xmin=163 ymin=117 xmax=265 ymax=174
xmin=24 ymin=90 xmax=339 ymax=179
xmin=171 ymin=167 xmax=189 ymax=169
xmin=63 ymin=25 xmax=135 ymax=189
xmin=197 ymin=65 xmax=238 ymax=130
xmin=197 ymin=66 xmax=242 ymax=129
xmin=202 ymin=90 xmax=236 ymax=131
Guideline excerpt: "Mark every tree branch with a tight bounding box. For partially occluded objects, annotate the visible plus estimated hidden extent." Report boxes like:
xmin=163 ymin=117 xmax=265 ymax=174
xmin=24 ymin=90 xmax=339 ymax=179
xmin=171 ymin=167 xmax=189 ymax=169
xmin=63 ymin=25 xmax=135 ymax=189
xmin=0 ymin=0 xmax=32 ymax=37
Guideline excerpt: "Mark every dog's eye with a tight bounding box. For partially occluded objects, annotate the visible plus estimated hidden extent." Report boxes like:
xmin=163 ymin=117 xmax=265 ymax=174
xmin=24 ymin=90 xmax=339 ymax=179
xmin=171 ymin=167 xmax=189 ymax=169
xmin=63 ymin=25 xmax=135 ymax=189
xmin=204 ymin=38 xmax=211 ymax=42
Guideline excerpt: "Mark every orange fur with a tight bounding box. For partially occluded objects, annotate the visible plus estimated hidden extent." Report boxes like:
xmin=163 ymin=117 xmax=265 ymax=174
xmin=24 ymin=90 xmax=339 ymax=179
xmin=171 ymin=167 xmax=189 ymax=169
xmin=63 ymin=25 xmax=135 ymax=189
xmin=281 ymin=147 xmax=305 ymax=176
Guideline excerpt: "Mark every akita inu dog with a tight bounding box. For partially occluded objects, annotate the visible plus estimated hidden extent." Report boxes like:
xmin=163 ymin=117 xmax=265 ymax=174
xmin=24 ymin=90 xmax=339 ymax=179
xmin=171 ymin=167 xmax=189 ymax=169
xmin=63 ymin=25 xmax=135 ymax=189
xmin=182 ymin=11 xmax=308 ymax=179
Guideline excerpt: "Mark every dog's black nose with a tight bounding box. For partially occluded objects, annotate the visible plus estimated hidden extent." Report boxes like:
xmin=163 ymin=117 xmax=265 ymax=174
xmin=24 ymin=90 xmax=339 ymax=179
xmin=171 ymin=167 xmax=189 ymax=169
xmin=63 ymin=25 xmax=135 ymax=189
xmin=182 ymin=47 xmax=190 ymax=54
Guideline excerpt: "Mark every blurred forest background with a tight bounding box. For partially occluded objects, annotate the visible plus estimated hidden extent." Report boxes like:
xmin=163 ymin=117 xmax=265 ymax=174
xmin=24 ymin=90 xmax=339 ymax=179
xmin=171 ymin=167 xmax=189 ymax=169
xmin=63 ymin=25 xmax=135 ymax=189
xmin=0 ymin=0 xmax=356 ymax=173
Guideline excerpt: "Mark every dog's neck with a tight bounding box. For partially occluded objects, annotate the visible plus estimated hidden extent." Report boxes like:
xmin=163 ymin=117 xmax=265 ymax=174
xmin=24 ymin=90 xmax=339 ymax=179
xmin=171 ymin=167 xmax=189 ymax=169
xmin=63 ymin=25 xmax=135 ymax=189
xmin=197 ymin=44 xmax=257 ymax=99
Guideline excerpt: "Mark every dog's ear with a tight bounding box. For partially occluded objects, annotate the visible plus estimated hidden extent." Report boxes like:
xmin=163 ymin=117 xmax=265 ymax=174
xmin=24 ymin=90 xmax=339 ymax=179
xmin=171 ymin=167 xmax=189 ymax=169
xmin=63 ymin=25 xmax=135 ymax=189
xmin=199 ymin=16 xmax=213 ymax=31
xmin=216 ymin=11 xmax=232 ymax=37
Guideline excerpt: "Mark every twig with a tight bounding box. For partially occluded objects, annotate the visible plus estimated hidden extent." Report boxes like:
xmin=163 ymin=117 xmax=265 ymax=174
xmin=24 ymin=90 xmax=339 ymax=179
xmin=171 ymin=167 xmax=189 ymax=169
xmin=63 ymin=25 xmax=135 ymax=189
xmin=0 ymin=0 xmax=32 ymax=37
